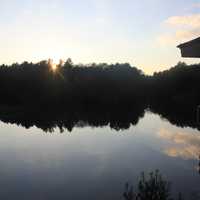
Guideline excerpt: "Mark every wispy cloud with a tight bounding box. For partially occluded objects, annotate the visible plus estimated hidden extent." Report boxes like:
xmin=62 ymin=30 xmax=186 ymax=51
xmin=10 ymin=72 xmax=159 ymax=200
xmin=166 ymin=14 xmax=200 ymax=28
xmin=157 ymin=14 xmax=200 ymax=46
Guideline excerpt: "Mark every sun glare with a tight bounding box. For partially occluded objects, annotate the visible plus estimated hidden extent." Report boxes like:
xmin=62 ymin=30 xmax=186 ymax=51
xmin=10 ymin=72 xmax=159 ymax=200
xmin=51 ymin=63 xmax=57 ymax=71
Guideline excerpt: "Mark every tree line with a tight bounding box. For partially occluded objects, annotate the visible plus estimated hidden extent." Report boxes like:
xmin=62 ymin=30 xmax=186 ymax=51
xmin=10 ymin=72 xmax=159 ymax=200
xmin=0 ymin=59 xmax=199 ymax=109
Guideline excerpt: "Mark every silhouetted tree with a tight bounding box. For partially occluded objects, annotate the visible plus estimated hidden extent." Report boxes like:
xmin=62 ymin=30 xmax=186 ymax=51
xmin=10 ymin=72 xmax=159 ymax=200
xmin=123 ymin=170 xmax=183 ymax=200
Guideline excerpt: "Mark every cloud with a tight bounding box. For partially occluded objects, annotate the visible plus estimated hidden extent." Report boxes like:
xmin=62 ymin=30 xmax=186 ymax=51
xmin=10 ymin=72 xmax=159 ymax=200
xmin=192 ymin=3 xmax=200 ymax=8
xmin=157 ymin=14 xmax=200 ymax=46
xmin=158 ymin=128 xmax=200 ymax=160
xmin=165 ymin=14 xmax=200 ymax=28
xmin=158 ymin=29 xmax=200 ymax=45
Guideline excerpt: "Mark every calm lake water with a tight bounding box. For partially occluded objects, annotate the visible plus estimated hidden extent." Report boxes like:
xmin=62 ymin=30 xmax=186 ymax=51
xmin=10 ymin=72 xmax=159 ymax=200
xmin=0 ymin=111 xmax=199 ymax=200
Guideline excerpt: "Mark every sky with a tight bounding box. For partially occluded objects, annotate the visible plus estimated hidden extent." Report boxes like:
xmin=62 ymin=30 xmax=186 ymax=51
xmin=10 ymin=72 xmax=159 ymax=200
xmin=0 ymin=0 xmax=199 ymax=74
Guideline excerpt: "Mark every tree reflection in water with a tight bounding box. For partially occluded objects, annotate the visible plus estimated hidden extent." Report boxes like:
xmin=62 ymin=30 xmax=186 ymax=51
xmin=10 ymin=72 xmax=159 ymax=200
xmin=0 ymin=102 xmax=199 ymax=133
xmin=0 ymin=104 xmax=146 ymax=132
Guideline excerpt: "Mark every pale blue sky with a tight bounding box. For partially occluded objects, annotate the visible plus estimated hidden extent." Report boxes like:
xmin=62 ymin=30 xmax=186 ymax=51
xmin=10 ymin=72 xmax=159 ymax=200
xmin=0 ymin=0 xmax=199 ymax=74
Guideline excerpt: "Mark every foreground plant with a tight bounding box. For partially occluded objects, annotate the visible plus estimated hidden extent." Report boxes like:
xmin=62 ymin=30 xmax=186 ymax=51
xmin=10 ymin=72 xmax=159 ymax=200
xmin=123 ymin=170 xmax=183 ymax=200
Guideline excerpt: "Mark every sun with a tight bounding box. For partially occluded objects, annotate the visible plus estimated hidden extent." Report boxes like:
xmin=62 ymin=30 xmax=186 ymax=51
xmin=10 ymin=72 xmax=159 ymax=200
xmin=51 ymin=63 xmax=57 ymax=71
xmin=48 ymin=58 xmax=61 ymax=72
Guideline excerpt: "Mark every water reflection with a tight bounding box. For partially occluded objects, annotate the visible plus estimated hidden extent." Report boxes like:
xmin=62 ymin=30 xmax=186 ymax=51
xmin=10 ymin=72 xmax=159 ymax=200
xmin=0 ymin=110 xmax=199 ymax=199
xmin=0 ymin=103 xmax=199 ymax=133
xmin=0 ymin=105 xmax=146 ymax=132
xmin=150 ymin=102 xmax=200 ymax=131
xmin=158 ymin=128 xmax=200 ymax=160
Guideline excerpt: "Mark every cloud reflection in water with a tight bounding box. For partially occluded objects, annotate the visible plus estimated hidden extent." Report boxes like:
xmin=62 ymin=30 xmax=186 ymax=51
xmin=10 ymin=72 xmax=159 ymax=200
xmin=158 ymin=128 xmax=200 ymax=160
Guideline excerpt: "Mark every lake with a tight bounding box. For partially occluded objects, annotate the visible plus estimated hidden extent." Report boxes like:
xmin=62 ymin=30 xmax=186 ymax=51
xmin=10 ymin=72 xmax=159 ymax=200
xmin=0 ymin=110 xmax=199 ymax=200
